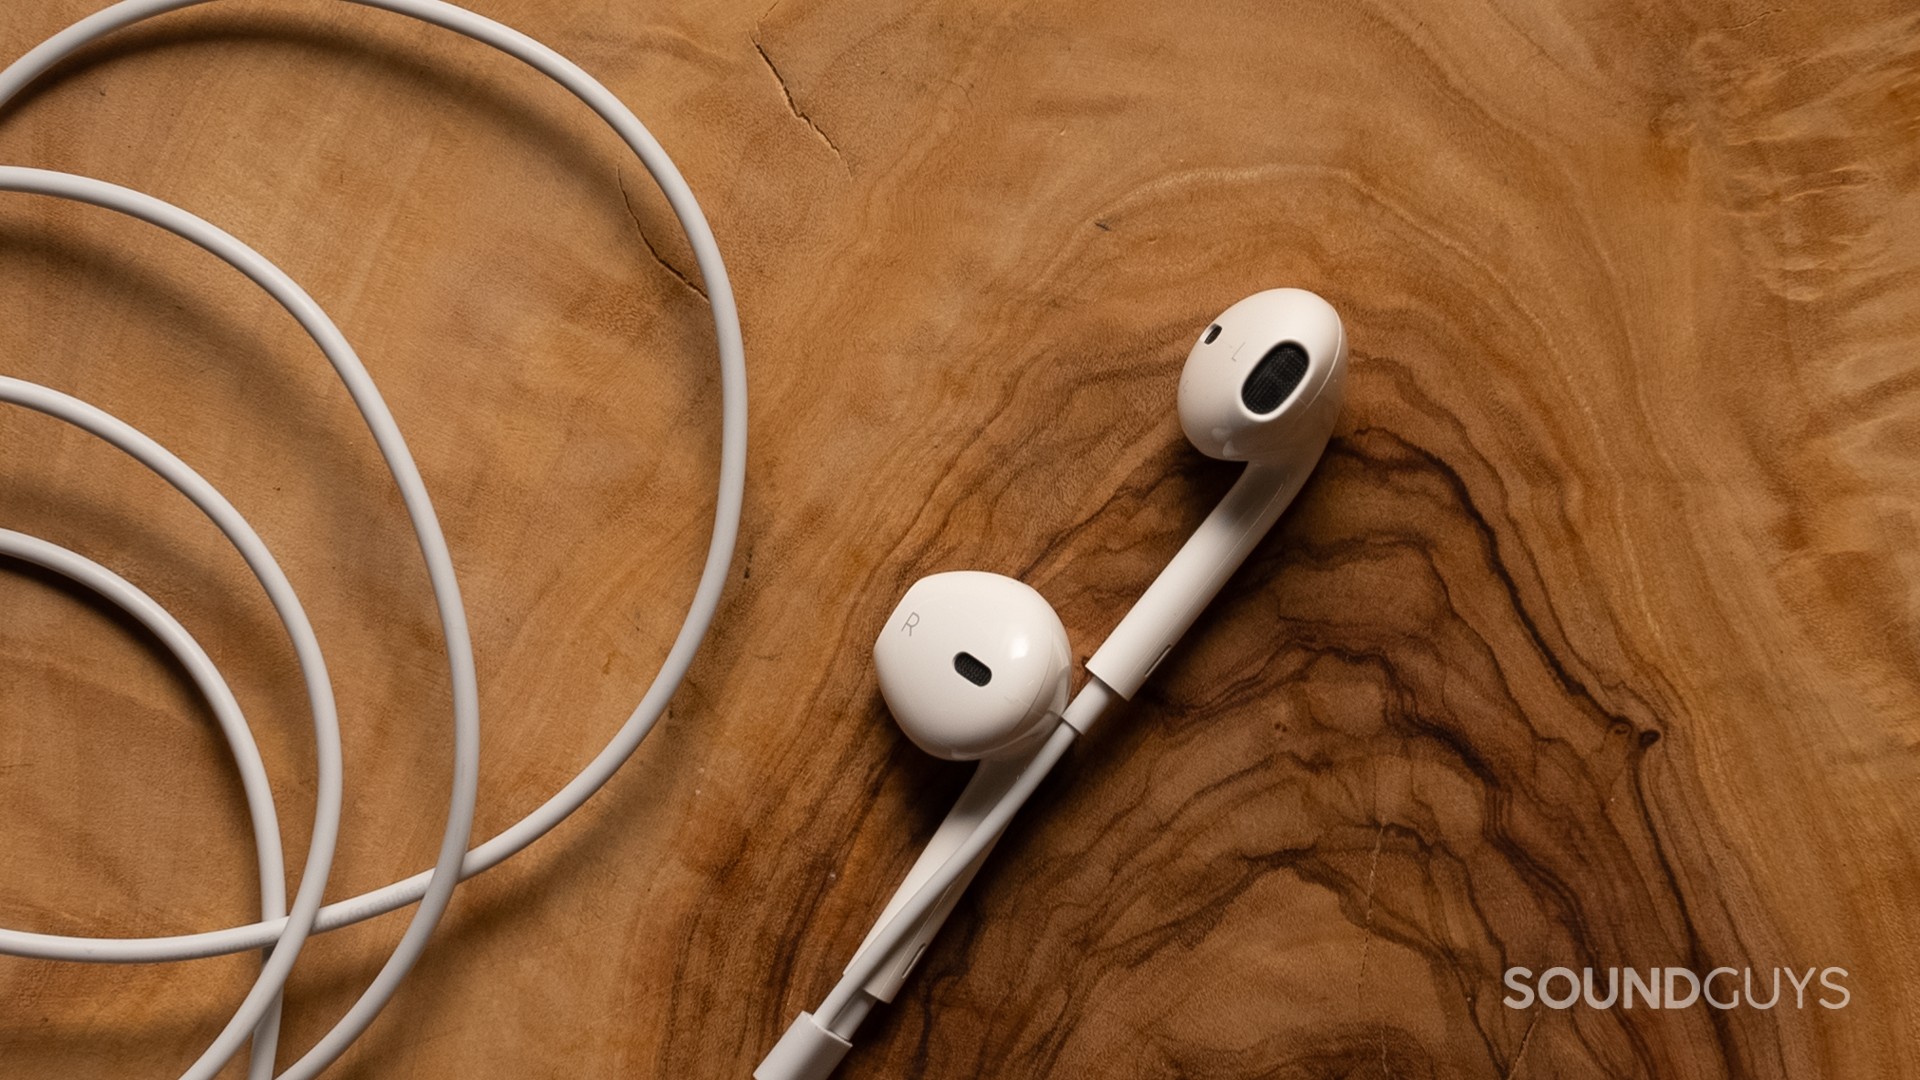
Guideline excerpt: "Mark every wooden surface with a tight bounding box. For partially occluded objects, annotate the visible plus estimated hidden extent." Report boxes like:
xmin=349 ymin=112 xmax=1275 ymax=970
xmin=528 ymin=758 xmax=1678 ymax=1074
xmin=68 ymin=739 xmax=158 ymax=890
xmin=2 ymin=0 xmax=1917 ymax=1076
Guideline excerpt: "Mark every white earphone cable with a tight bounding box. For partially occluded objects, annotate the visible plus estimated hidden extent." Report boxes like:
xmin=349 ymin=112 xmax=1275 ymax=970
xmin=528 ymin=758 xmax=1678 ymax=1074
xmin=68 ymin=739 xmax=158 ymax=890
xmin=0 ymin=0 xmax=748 ymax=1075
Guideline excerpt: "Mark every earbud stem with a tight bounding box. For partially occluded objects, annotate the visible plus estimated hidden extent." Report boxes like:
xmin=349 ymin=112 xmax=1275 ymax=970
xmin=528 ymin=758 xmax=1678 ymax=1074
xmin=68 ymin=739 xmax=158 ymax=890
xmin=1083 ymin=460 xmax=1311 ymax=704
xmin=848 ymin=754 xmax=1022 ymax=1002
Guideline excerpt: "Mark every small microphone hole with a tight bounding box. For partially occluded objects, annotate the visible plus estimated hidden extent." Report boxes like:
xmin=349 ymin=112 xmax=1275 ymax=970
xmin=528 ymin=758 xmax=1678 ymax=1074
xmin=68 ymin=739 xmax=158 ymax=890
xmin=953 ymin=652 xmax=992 ymax=686
xmin=1203 ymin=324 xmax=1221 ymax=344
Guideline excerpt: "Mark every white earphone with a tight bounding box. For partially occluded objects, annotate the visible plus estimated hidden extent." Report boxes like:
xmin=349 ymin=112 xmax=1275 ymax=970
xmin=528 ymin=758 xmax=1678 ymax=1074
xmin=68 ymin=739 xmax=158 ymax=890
xmin=757 ymin=287 xmax=1350 ymax=1080
xmin=874 ymin=571 xmax=1074 ymax=761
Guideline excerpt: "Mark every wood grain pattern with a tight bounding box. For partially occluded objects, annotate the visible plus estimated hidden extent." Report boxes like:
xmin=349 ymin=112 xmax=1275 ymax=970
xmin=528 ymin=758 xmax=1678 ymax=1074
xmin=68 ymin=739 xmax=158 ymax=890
xmin=2 ymin=0 xmax=1917 ymax=1076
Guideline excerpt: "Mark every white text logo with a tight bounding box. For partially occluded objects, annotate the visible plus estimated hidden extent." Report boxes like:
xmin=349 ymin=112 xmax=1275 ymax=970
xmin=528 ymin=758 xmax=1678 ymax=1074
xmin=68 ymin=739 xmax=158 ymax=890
xmin=1501 ymin=967 xmax=1849 ymax=1010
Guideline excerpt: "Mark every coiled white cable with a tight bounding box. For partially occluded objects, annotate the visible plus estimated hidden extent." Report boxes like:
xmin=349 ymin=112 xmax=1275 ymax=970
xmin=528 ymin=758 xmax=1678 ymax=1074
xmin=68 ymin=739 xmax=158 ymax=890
xmin=0 ymin=1 xmax=748 ymax=1076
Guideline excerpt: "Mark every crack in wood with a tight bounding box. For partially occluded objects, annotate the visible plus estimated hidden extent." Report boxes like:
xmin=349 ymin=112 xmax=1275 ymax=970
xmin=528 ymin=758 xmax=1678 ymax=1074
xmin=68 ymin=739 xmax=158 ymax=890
xmin=750 ymin=34 xmax=849 ymax=171
xmin=1503 ymin=1011 xmax=1540 ymax=1079
xmin=615 ymin=167 xmax=707 ymax=300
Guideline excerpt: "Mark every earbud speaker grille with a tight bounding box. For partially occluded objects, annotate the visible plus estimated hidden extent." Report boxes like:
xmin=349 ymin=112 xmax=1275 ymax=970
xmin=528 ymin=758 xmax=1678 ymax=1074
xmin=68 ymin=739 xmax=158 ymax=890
xmin=953 ymin=652 xmax=992 ymax=686
xmin=1241 ymin=342 xmax=1309 ymax=414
